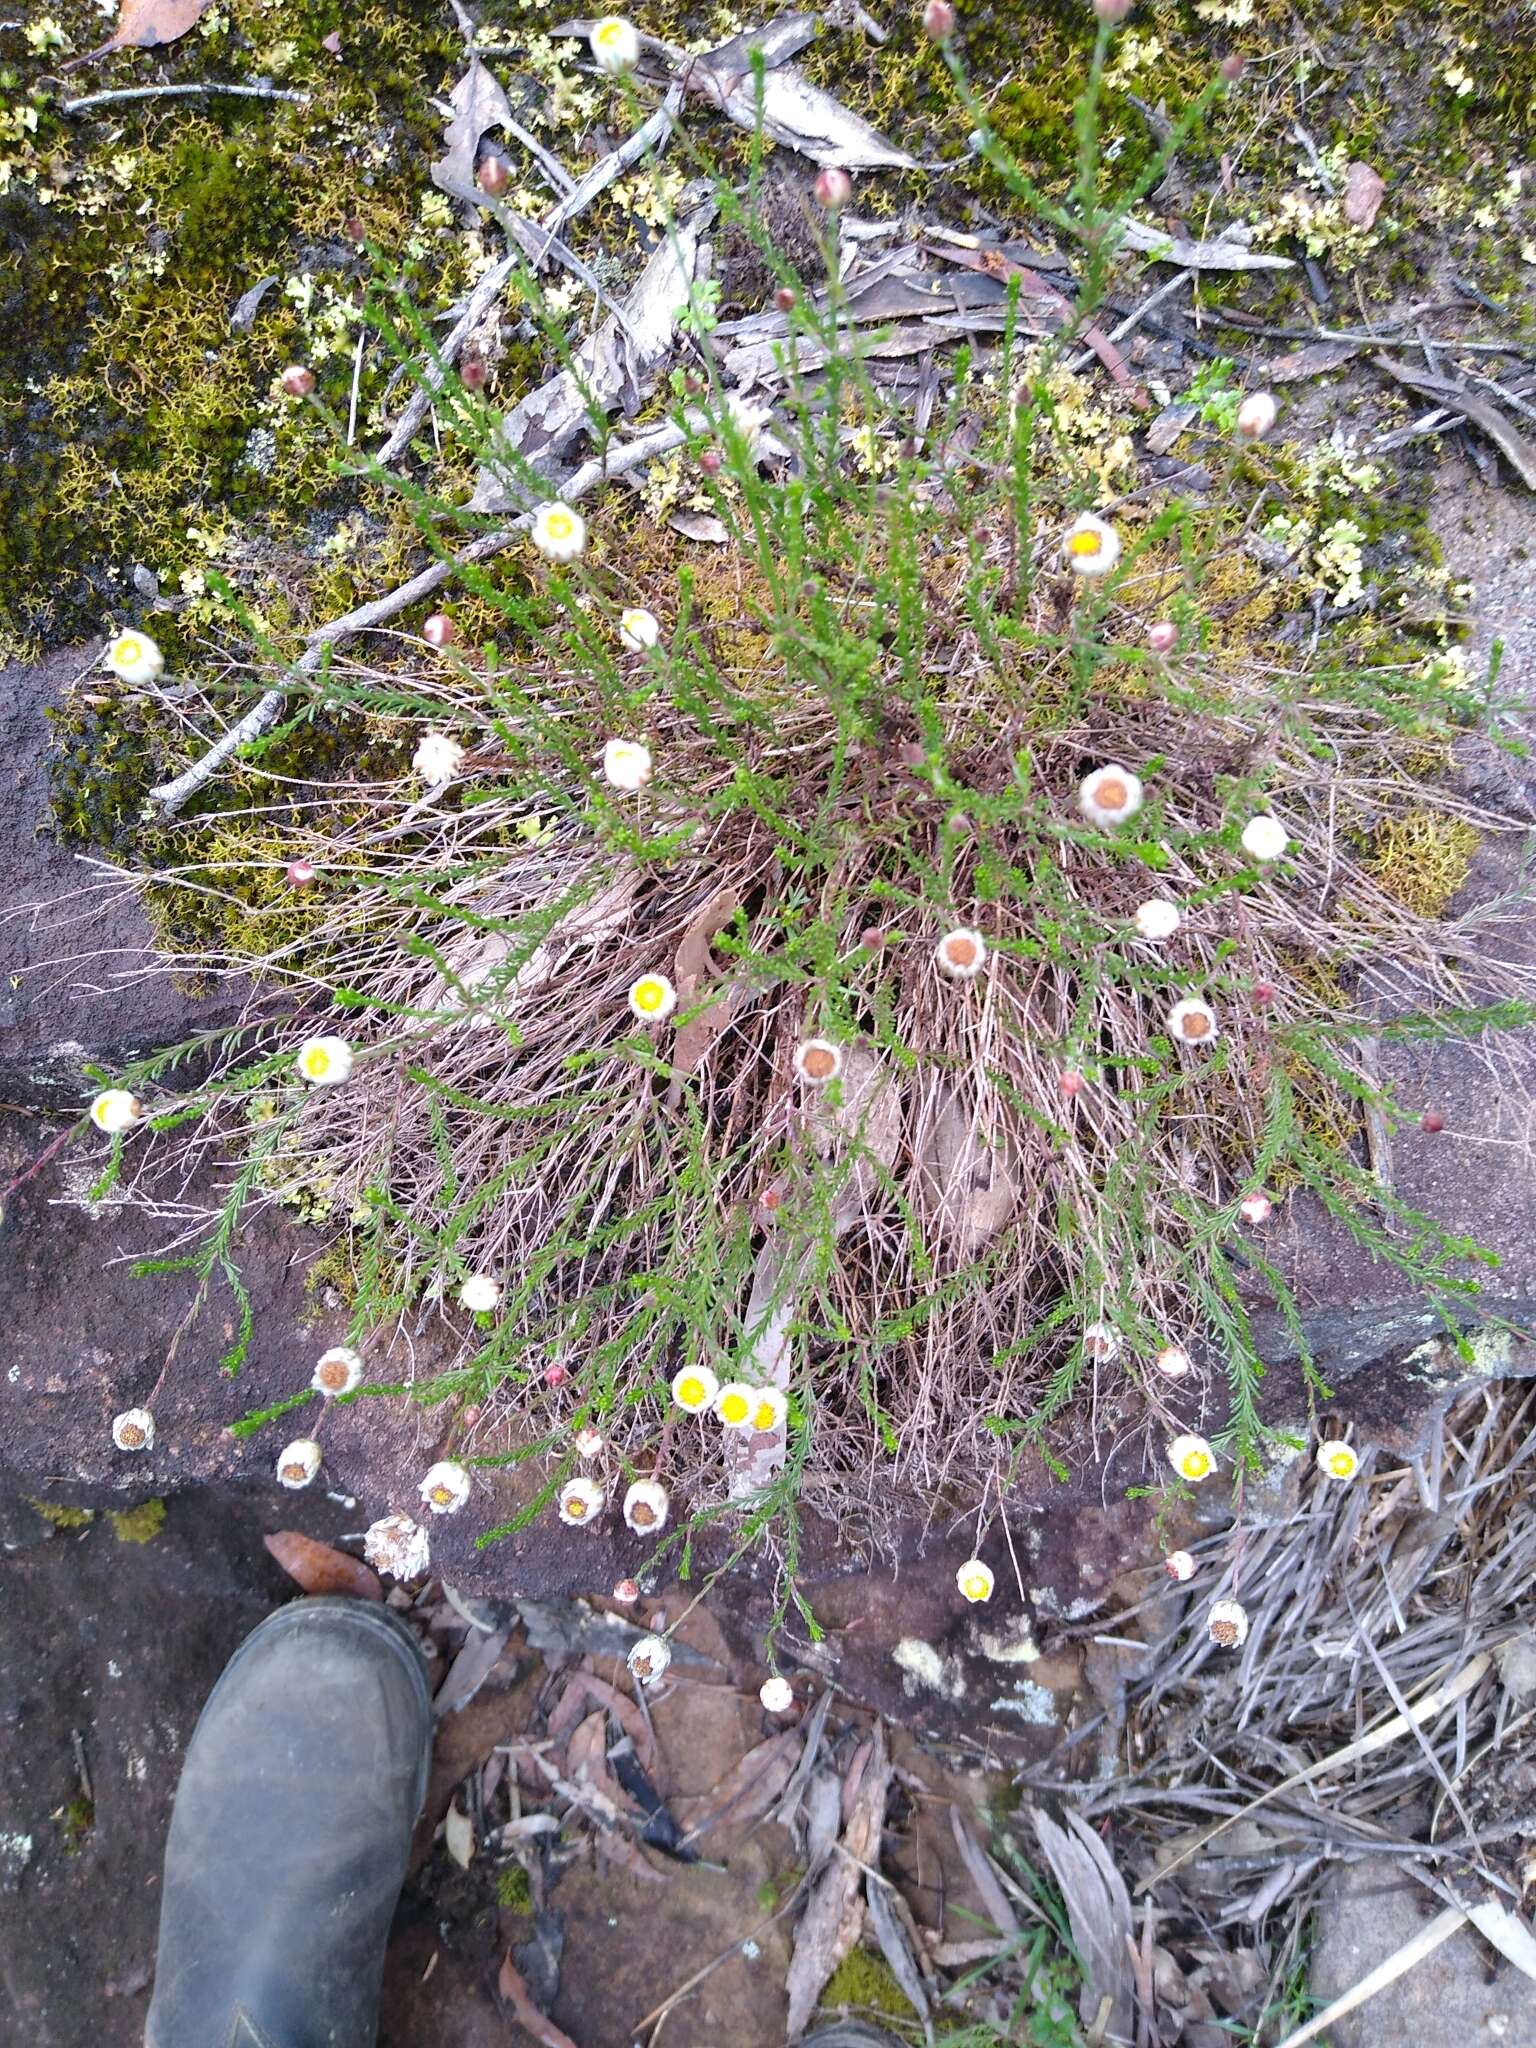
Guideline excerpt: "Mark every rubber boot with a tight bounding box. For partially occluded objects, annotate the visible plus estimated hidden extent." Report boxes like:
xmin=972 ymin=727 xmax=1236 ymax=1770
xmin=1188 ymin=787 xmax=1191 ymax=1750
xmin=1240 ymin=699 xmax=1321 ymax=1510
xmin=145 ymin=1595 xmax=432 ymax=2048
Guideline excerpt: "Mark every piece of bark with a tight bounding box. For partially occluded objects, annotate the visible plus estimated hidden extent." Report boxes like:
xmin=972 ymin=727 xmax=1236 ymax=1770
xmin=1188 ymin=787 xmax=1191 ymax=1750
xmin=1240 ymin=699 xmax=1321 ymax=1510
xmin=783 ymin=1725 xmax=890 ymax=2037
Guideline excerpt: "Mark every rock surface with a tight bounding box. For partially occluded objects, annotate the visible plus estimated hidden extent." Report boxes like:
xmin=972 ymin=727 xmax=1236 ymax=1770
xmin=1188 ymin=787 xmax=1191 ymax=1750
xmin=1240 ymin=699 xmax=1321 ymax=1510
xmin=1309 ymin=1864 xmax=1536 ymax=2048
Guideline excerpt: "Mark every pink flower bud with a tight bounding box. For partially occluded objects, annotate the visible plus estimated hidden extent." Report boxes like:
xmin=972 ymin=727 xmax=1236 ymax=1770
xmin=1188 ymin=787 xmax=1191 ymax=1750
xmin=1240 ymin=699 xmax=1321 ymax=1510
xmin=813 ymin=166 xmax=853 ymax=210
xmin=923 ymin=0 xmax=956 ymax=37
xmin=1220 ymin=53 xmax=1246 ymax=82
xmin=774 ymin=285 xmax=796 ymax=312
xmin=280 ymin=365 xmax=316 ymax=398
xmin=544 ymin=1364 xmax=568 ymax=1387
xmin=477 ymin=156 xmax=511 ymax=198
xmin=1239 ymin=1191 xmax=1273 ymax=1226
xmin=1093 ymin=0 xmax=1134 ymax=20
xmin=1165 ymin=1549 xmax=1196 ymax=1582
xmin=699 ymin=447 xmax=722 ymax=475
xmin=1059 ymin=1070 xmax=1084 ymax=1098
xmin=1421 ymin=1110 xmax=1445 ymax=1133
xmin=612 ymin=1578 xmax=640 ymax=1604
xmin=462 ymin=357 xmax=487 ymax=392
xmin=1147 ymin=620 xmax=1178 ymax=654
xmin=286 ymin=858 xmax=317 ymax=888
xmin=422 ymin=612 xmax=456 ymax=649
xmin=1252 ymin=981 xmax=1277 ymax=1006
xmin=1236 ymin=391 xmax=1279 ymax=441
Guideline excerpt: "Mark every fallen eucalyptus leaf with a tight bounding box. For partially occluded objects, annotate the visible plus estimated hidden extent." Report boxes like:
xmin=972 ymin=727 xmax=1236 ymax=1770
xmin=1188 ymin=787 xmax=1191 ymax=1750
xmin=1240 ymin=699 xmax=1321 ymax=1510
xmin=263 ymin=1530 xmax=383 ymax=1602
xmin=432 ymin=58 xmax=517 ymax=199
xmin=444 ymin=1801 xmax=476 ymax=1870
xmin=74 ymin=0 xmax=213 ymax=63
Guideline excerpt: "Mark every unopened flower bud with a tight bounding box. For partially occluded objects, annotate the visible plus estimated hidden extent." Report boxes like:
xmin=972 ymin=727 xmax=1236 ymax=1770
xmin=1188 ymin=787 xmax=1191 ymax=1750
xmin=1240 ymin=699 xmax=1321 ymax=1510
xmin=1236 ymin=391 xmax=1279 ymax=441
xmin=1220 ymin=53 xmax=1246 ymax=82
xmin=477 ymin=156 xmax=511 ymax=198
xmin=280 ymin=364 xmax=316 ymax=398
xmin=813 ymin=166 xmax=853 ymax=210
xmin=1059 ymin=1070 xmax=1084 ymax=1097
xmin=286 ymin=858 xmax=317 ymax=888
xmin=1093 ymin=0 xmax=1134 ymax=21
xmin=422 ymin=612 xmax=456 ymax=649
xmin=613 ymin=1577 xmax=640 ymax=1604
xmin=923 ymin=0 xmax=956 ymax=38
xmin=1147 ymin=620 xmax=1178 ymax=654
xmin=461 ymin=356 xmax=487 ymax=392
xmin=1421 ymin=1110 xmax=1445 ymax=1134
xmin=699 ymin=447 xmax=722 ymax=475
xmin=774 ymin=285 xmax=796 ymax=312
xmin=1165 ymin=1549 xmax=1196 ymax=1582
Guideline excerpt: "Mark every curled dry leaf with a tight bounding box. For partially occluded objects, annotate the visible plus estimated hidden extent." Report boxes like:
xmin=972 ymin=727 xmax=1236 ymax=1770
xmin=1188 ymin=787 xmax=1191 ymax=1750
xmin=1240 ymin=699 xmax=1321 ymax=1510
xmin=263 ymin=1530 xmax=384 ymax=1602
xmin=498 ymin=1951 xmax=581 ymax=2048
xmin=669 ymin=887 xmax=742 ymax=1084
xmin=1032 ymin=1808 xmax=1135 ymax=2043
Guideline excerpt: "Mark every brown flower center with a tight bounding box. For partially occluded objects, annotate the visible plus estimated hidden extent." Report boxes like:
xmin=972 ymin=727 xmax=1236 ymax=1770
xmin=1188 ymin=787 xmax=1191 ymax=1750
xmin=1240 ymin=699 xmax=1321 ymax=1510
xmin=1093 ymin=776 xmax=1127 ymax=812
xmin=630 ymin=1501 xmax=656 ymax=1528
xmin=801 ymin=1045 xmax=837 ymax=1081
xmin=943 ymin=934 xmax=978 ymax=969
xmin=1181 ymin=1011 xmax=1211 ymax=1040
xmin=1210 ymin=1619 xmax=1239 ymax=1646
xmin=318 ymin=1362 xmax=348 ymax=1390
xmin=119 ymin=1425 xmax=144 ymax=1447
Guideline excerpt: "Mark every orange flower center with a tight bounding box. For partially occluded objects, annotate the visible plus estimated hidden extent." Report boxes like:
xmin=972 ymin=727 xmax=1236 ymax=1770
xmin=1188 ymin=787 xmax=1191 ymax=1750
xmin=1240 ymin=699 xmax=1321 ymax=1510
xmin=1093 ymin=776 xmax=1127 ymax=811
xmin=943 ymin=935 xmax=978 ymax=969
xmin=1181 ymin=1011 xmax=1211 ymax=1040
xmin=630 ymin=1501 xmax=656 ymax=1528
xmin=801 ymin=1045 xmax=837 ymax=1081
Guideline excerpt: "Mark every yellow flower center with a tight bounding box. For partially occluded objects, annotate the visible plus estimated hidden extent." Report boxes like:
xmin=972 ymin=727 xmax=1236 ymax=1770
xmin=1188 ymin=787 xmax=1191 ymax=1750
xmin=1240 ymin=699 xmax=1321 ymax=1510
xmin=565 ymin=1494 xmax=588 ymax=1519
xmin=1183 ymin=1451 xmax=1211 ymax=1479
xmin=546 ymin=509 xmax=573 ymax=539
xmin=596 ymin=20 xmax=622 ymax=43
xmin=1068 ymin=530 xmax=1103 ymax=557
xmin=1330 ymin=1451 xmax=1353 ymax=1475
xmin=635 ymin=980 xmax=663 ymax=1013
xmin=303 ymin=1048 xmax=330 ymax=1076
xmin=431 ymin=1485 xmax=454 ymax=1506
xmin=720 ymin=1392 xmax=749 ymax=1424
xmin=677 ymin=1376 xmax=705 ymax=1408
xmin=751 ymin=1400 xmax=779 ymax=1431
xmin=961 ymin=1570 xmax=990 ymax=1599
xmin=116 ymin=636 xmax=142 ymax=663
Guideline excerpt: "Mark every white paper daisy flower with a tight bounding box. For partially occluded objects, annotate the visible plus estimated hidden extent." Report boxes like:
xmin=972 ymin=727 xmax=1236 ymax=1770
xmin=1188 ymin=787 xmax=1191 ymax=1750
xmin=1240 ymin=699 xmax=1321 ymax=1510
xmin=1079 ymin=764 xmax=1143 ymax=827
xmin=90 ymin=1089 xmax=142 ymax=1135
xmin=295 ymin=1036 xmax=354 ymax=1086
xmin=105 ymin=630 xmax=164 ymax=683
xmin=531 ymin=501 xmax=586 ymax=563
xmin=420 ymin=1460 xmax=471 ymax=1514
xmin=628 ymin=973 xmax=677 ymax=1023
xmin=623 ymin=1479 xmax=670 ymax=1533
xmin=1166 ymin=999 xmax=1219 ymax=1049
xmin=557 ymin=1476 xmax=605 ymax=1526
xmin=276 ymin=1439 xmax=322 ymax=1490
xmin=312 ymin=1346 xmax=364 ymax=1397
xmin=956 ymin=1558 xmax=995 ymax=1603
xmin=618 ymin=607 xmax=661 ymax=651
xmin=602 ymin=738 xmax=653 ymax=791
xmin=934 ymin=928 xmax=987 ymax=980
xmin=1062 ymin=513 xmax=1122 ymax=576
xmin=1168 ymin=1433 xmax=1216 ymax=1484
xmin=589 ymin=15 xmax=640 ymax=73
xmin=671 ymin=1365 xmax=719 ymax=1413
xmin=111 ymin=1408 xmax=154 ymax=1452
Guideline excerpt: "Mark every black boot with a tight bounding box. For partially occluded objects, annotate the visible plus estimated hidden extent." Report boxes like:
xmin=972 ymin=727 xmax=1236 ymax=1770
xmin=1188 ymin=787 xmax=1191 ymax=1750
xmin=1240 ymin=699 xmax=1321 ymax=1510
xmin=145 ymin=1595 xmax=432 ymax=2048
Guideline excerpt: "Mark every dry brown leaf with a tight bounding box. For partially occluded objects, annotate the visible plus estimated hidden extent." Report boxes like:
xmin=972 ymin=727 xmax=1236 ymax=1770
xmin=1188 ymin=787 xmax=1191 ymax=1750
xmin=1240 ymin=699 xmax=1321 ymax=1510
xmin=1033 ymin=1809 xmax=1135 ymax=2044
xmin=670 ymin=888 xmax=741 ymax=1083
xmin=432 ymin=58 xmax=516 ymax=198
xmin=498 ymin=1950 xmax=581 ymax=2048
xmin=675 ymin=1730 xmax=803 ymax=1844
xmin=263 ymin=1530 xmax=383 ymax=1602
xmin=1343 ymin=160 xmax=1386 ymax=229
xmin=913 ymin=1084 xmax=1023 ymax=1256
xmin=545 ymin=1669 xmax=656 ymax=1772
xmin=74 ymin=0 xmax=212 ymax=63
xmin=565 ymin=1709 xmax=635 ymax=1813
xmin=784 ymin=1724 xmax=889 ymax=2037
xmin=809 ymin=1046 xmax=902 ymax=1235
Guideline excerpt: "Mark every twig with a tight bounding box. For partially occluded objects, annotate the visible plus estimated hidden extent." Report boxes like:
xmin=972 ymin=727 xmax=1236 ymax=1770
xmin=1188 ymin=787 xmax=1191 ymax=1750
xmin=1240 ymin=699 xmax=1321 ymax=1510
xmin=374 ymin=88 xmax=682 ymax=465
xmin=62 ymin=82 xmax=310 ymax=113
xmin=146 ymin=408 xmax=734 ymax=815
xmin=1067 ymin=267 xmax=1193 ymax=377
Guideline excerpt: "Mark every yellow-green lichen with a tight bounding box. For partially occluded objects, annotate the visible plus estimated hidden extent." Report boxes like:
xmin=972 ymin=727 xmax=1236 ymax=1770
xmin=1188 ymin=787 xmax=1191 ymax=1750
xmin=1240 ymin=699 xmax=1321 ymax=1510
xmin=107 ymin=1498 xmax=167 ymax=1544
xmin=1366 ymin=809 xmax=1479 ymax=919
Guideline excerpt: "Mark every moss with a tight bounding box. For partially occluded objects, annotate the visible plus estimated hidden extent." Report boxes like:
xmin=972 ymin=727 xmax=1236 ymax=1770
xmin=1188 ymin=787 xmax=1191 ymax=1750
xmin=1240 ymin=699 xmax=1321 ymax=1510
xmin=1366 ymin=809 xmax=1479 ymax=919
xmin=29 ymin=1499 xmax=95 ymax=1530
xmin=57 ymin=1793 xmax=96 ymax=1856
xmin=818 ymin=1944 xmax=917 ymax=2021
xmin=495 ymin=1863 xmax=532 ymax=1911
xmin=107 ymin=1498 xmax=167 ymax=1545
